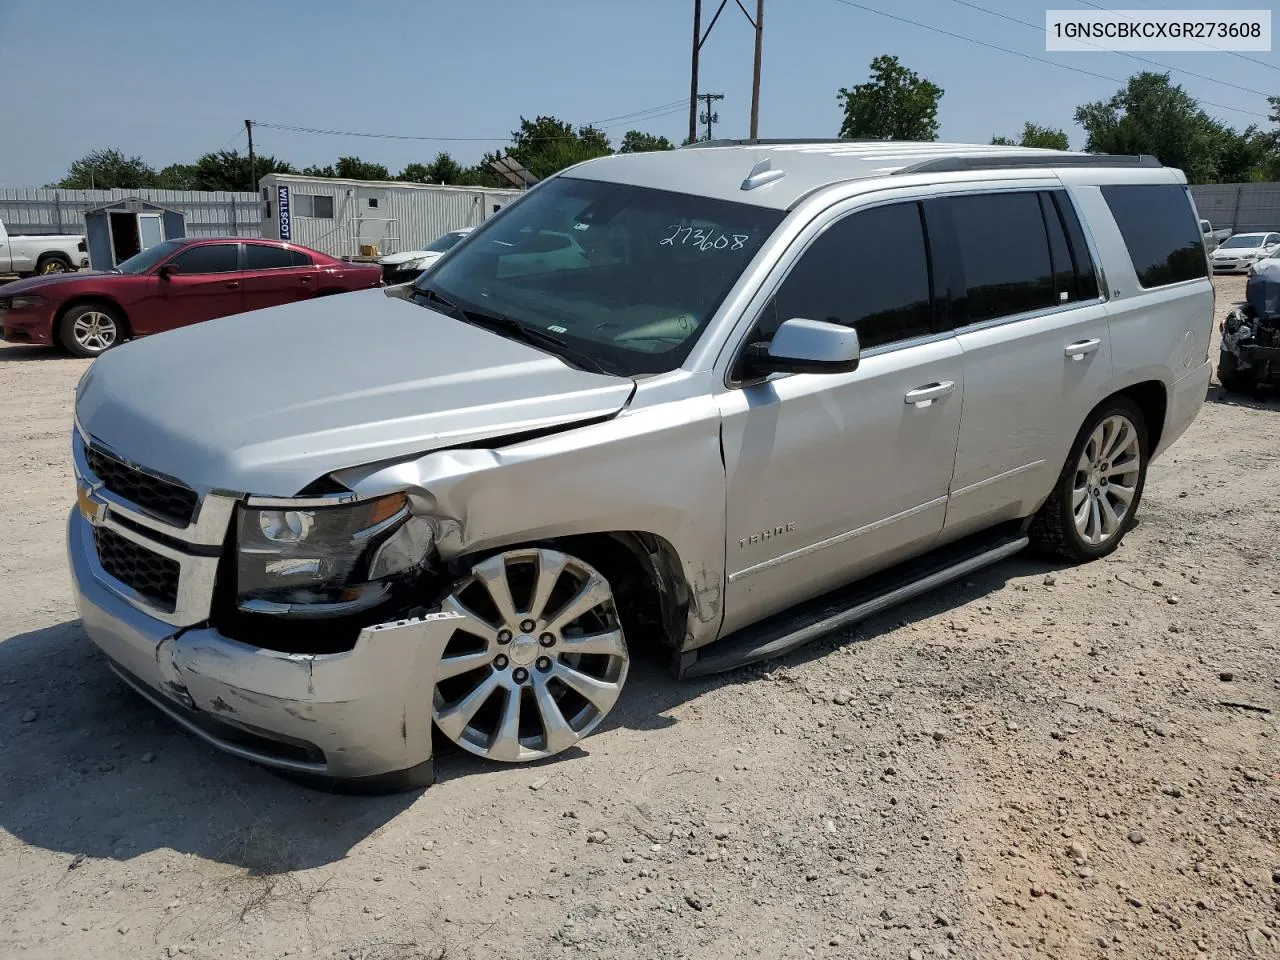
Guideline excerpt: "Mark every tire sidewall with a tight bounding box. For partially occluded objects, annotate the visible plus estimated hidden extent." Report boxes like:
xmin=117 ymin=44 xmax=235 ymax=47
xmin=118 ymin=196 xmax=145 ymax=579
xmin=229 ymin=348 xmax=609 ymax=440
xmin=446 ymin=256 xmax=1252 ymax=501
xmin=58 ymin=304 xmax=123 ymax=358
xmin=1053 ymin=396 xmax=1150 ymax=561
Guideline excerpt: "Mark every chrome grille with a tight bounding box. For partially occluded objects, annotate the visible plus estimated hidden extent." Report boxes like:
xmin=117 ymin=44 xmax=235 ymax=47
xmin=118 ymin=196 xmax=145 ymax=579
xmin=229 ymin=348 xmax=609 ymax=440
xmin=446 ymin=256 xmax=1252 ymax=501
xmin=86 ymin=445 xmax=198 ymax=527
xmin=93 ymin=526 xmax=181 ymax=612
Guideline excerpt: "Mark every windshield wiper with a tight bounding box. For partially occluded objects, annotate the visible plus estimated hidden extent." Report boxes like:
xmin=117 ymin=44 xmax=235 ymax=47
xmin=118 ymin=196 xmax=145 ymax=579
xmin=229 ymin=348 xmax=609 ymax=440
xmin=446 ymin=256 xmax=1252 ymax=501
xmin=415 ymin=286 xmax=614 ymax=376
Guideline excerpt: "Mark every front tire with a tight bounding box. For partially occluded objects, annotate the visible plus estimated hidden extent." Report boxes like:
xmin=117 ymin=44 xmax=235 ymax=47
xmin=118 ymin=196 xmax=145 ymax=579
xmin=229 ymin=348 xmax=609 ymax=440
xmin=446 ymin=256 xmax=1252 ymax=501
xmin=1217 ymin=350 xmax=1255 ymax=394
xmin=58 ymin=303 xmax=124 ymax=357
xmin=431 ymin=548 xmax=629 ymax=764
xmin=1030 ymin=397 xmax=1149 ymax=562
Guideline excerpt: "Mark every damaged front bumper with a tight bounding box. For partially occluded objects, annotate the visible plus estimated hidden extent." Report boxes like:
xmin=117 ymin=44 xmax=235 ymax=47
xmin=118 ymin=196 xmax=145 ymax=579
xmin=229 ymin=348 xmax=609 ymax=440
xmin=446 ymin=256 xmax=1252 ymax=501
xmin=68 ymin=508 xmax=459 ymax=786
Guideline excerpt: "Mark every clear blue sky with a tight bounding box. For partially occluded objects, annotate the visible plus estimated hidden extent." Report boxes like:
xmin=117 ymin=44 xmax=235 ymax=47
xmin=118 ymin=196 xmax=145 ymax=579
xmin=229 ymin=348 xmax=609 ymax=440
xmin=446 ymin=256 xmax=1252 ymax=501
xmin=0 ymin=0 xmax=1275 ymax=186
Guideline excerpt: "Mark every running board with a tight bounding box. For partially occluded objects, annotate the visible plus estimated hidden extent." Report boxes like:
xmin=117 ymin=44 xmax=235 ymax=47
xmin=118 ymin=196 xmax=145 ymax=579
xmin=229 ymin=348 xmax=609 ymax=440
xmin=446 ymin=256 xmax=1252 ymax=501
xmin=681 ymin=528 xmax=1029 ymax=679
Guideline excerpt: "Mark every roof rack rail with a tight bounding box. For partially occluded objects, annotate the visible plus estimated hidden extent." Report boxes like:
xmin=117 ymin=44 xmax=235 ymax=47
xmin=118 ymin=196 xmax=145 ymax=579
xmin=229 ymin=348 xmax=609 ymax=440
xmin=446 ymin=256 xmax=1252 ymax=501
xmin=679 ymin=138 xmax=859 ymax=149
xmin=894 ymin=153 xmax=1162 ymax=174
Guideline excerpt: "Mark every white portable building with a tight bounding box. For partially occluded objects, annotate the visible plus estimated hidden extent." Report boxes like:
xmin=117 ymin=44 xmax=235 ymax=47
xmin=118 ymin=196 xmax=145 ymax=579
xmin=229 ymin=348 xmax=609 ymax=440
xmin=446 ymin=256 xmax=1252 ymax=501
xmin=258 ymin=174 xmax=520 ymax=258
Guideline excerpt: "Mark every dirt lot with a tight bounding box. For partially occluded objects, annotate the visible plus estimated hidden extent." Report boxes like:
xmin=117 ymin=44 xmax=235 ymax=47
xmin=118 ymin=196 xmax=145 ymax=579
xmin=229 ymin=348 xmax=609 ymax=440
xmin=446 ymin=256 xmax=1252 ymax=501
xmin=1 ymin=275 xmax=1277 ymax=960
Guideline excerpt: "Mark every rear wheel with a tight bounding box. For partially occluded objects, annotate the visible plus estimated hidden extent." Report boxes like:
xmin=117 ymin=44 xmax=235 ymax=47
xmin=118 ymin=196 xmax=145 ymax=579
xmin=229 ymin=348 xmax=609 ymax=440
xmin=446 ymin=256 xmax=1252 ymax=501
xmin=431 ymin=548 xmax=629 ymax=763
xmin=37 ymin=254 xmax=71 ymax=275
xmin=58 ymin=303 xmax=124 ymax=357
xmin=1030 ymin=397 xmax=1148 ymax=562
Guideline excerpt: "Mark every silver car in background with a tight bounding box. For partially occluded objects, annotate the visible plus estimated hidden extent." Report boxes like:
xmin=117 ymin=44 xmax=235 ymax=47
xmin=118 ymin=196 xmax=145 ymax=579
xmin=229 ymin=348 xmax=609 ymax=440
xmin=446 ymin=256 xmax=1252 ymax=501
xmin=68 ymin=141 xmax=1214 ymax=789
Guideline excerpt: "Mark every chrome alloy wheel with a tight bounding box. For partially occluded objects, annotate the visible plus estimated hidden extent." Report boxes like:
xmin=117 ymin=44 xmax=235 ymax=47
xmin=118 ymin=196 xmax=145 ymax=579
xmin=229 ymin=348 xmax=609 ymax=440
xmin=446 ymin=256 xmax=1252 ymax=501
xmin=432 ymin=548 xmax=629 ymax=763
xmin=39 ymin=259 xmax=68 ymax=274
xmin=71 ymin=311 xmax=119 ymax=353
xmin=1072 ymin=414 xmax=1141 ymax=546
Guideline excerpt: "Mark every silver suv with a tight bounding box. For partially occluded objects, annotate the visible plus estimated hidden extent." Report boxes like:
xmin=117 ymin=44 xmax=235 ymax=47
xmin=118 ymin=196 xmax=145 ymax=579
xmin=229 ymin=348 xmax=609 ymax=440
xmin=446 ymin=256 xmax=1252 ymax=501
xmin=68 ymin=141 xmax=1214 ymax=789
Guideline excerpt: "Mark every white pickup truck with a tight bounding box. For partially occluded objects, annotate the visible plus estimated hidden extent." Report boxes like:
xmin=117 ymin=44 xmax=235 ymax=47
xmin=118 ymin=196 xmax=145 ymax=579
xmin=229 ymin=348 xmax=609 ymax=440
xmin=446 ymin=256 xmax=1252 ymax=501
xmin=1200 ymin=218 xmax=1232 ymax=250
xmin=0 ymin=218 xmax=88 ymax=277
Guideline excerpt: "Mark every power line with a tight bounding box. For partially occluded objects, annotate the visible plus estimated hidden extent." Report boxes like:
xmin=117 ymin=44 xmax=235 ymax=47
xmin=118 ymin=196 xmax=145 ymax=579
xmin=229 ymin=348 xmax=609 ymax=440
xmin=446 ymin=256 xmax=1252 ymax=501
xmin=1072 ymin=0 xmax=1280 ymax=75
xmin=587 ymin=98 xmax=688 ymax=126
xmin=829 ymin=0 xmax=1270 ymax=121
xmin=949 ymin=0 xmax=1274 ymax=98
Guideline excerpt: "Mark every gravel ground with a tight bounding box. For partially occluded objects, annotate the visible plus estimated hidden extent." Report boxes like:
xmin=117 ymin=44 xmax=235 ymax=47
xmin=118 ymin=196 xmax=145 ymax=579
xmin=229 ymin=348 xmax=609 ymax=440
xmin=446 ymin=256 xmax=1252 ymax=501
xmin=1 ymin=275 xmax=1276 ymax=960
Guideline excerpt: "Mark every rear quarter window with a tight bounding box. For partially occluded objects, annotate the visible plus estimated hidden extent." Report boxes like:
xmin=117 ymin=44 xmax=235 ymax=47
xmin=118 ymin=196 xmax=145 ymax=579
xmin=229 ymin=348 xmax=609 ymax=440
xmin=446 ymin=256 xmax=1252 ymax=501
xmin=1101 ymin=184 xmax=1207 ymax=288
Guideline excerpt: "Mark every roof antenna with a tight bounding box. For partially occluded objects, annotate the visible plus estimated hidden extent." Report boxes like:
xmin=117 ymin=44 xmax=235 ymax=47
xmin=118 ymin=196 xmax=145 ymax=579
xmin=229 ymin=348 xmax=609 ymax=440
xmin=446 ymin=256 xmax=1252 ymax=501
xmin=741 ymin=157 xmax=785 ymax=191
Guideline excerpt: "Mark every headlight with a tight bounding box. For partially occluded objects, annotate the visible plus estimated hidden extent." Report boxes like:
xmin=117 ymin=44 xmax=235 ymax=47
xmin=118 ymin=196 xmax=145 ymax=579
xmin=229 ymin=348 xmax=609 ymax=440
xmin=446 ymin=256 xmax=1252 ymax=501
xmin=235 ymin=493 xmax=434 ymax=615
xmin=6 ymin=295 xmax=48 ymax=310
xmin=1237 ymin=324 xmax=1252 ymax=341
xmin=1225 ymin=314 xmax=1241 ymax=334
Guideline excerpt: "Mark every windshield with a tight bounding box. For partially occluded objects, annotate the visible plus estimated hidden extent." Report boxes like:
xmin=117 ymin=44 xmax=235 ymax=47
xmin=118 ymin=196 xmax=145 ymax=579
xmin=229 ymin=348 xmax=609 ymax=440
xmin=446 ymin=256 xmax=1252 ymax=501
xmin=413 ymin=177 xmax=784 ymax=376
xmin=424 ymin=231 xmax=467 ymax=254
xmin=1221 ymin=234 xmax=1266 ymax=249
xmin=116 ymin=239 xmax=184 ymax=274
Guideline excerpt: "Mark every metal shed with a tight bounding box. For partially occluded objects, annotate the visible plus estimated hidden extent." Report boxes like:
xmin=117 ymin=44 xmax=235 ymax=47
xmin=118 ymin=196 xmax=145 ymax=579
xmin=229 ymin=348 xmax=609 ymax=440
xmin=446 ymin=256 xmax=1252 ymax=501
xmin=84 ymin=197 xmax=186 ymax=270
xmin=257 ymin=174 xmax=520 ymax=259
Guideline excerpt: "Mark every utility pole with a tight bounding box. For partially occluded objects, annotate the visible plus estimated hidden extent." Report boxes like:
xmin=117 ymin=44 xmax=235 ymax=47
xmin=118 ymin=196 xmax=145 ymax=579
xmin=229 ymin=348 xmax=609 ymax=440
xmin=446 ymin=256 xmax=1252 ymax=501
xmin=245 ymin=119 xmax=256 ymax=191
xmin=698 ymin=93 xmax=724 ymax=141
xmin=689 ymin=0 xmax=765 ymax=143
xmin=689 ymin=0 xmax=701 ymax=145
xmin=750 ymin=0 xmax=764 ymax=139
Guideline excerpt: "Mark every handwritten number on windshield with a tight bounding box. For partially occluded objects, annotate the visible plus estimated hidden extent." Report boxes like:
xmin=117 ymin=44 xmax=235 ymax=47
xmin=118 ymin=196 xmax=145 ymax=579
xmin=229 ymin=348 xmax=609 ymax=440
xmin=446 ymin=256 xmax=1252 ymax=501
xmin=660 ymin=225 xmax=748 ymax=252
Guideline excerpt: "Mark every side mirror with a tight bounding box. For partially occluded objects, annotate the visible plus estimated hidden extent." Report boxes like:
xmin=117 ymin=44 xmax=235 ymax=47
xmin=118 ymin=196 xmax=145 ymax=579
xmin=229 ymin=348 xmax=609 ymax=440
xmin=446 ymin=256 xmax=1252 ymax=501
xmin=157 ymin=263 xmax=181 ymax=279
xmin=743 ymin=318 xmax=861 ymax=377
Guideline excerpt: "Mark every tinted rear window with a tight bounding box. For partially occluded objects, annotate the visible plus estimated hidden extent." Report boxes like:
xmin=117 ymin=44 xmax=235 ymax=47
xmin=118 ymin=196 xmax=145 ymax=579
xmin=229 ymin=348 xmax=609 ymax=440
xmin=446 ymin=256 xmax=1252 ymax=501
xmin=1101 ymin=184 xmax=1207 ymax=288
xmin=945 ymin=192 xmax=1056 ymax=324
xmin=244 ymin=244 xmax=295 ymax=270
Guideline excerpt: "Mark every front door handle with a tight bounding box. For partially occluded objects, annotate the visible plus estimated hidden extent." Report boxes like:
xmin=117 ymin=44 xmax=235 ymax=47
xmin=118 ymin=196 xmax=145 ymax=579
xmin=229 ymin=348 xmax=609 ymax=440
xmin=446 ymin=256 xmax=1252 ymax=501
xmin=904 ymin=381 xmax=955 ymax=407
xmin=1065 ymin=338 xmax=1101 ymax=361
xmin=300 ymin=275 xmax=312 ymax=284
xmin=224 ymin=281 xmax=241 ymax=289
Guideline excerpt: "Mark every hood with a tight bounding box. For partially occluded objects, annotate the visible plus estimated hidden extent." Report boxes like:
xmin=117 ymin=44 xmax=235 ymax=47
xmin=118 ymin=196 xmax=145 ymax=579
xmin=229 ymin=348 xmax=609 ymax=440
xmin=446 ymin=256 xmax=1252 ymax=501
xmin=1213 ymin=246 xmax=1263 ymax=258
xmin=75 ymin=289 xmax=635 ymax=496
xmin=378 ymin=250 xmax=442 ymax=267
xmin=1 ymin=270 xmax=112 ymax=294
xmin=1246 ymin=260 xmax=1280 ymax=317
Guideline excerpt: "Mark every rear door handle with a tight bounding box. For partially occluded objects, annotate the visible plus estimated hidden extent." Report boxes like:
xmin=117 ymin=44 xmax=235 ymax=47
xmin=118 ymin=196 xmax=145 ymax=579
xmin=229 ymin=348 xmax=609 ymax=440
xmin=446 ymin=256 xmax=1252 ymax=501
xmin=904 ymin=381 xmax=955 ymax=407
xmin=1065 ymin=338 xmax=1101 ymax=361
xmin=300 ymin=275 xmax=312 ymax=284
xmin=225 ymin=281 xmax=241 ymax=289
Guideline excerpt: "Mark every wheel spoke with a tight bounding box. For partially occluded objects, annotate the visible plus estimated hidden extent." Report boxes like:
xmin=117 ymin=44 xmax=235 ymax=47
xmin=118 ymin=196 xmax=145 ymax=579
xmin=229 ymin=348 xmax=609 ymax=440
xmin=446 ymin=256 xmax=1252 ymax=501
xmin=1098 ymin=494 xmax=1120 ymax=536
xmin=532 ymin=680 xmax=578 ymax=753
xmin=527 ymin=551 xmax=569 ymax=622
xmin=1071 ymin=485 xmax=1089 ymax=510
xmin=435 ymin=673 xmax=500 ymax=740
xmin=1102 ymin=419 xmax=1130 ymax=462
xmin=473 ymin=555 xmax=519 ymax=626
xmin=544 ymin=574 xmax=611 ymax=634
xmin=1109 ymin=482 xmax=1136 ymax=507
xmin=1087 ymin=498 xmax=1102 ymax=544
xmin=436 ymin=649 xmax=493 ymax=680
xmin=488 ymin=688 xmax=524 ymax=762
xmin=440 ymin=594 xmax=499 ymax=641
xmin=552 ymin=661 xmax=622 ymax=715
xmin=557 ymin=629 xmax=625 ymax=658
xmin=1107 ymin=457 xmax=1140 ymax=479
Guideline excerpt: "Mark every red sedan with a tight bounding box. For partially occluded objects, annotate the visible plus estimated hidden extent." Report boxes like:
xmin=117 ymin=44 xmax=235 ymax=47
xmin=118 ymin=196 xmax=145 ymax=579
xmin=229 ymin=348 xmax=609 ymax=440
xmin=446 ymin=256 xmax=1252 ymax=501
xmin=0 ymin=237 xmax=382 ymax=357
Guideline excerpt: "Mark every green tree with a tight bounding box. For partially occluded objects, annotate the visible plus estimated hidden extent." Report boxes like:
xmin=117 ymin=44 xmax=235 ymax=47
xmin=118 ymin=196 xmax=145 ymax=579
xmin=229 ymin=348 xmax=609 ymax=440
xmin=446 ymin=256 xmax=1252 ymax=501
xmin=504 ymin=115 xmax=613 ymax=180
xmin=838 ymin=55 xmax=943 ymax=141
xmin=55 ymin=148 xmax=158 ymax=189
xmin=990 ymin=122 xmax=1070 ymax=150
xmin=156 ymin=163 xmax=199 ymax=189
xmin=618 ymin=130 xmax=675 ymax=153
xmin=301 ymin=163 xmax=336 ymax=178
xmin=401 ymin=152 xmax=467 ymax=184
xmin=187 ymin=149 xmax=294 ymax=191
xmin=334 ymin=156 xmax=390 ymax=180
xmin=1074 ymin=72 xmax=1230 ymax=184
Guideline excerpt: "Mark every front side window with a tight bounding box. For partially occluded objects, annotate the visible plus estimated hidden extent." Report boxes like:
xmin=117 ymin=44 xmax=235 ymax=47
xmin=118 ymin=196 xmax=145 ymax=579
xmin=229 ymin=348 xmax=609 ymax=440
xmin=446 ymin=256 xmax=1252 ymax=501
xmin=945 ymin=192 xmax=1056 ymax=324
xmin=244 ymin=244 xmax=297 ymax=270
xmin=417 ymin=177 xmax=784 ymax=376
xmin=170 ymin=243 xmax=239 ymax=274
xmin=1101 ymin=184 xmax=1207 ymax=287
xmin=763 ymin=201 xmax=934 ymax=350
xmin=116 ymin=239 xmax=184 ymax=275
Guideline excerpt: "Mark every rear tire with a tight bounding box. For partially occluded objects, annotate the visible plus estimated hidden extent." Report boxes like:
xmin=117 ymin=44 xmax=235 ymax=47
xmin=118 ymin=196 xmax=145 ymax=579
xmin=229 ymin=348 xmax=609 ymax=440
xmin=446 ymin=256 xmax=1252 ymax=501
xmin=58 ymin=303 xmax=125 ymax=357
xmin=37 ymin=254 xmax=72 ymax=275
xmin=1029 ymin=396 xmax=1149 ymax=563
